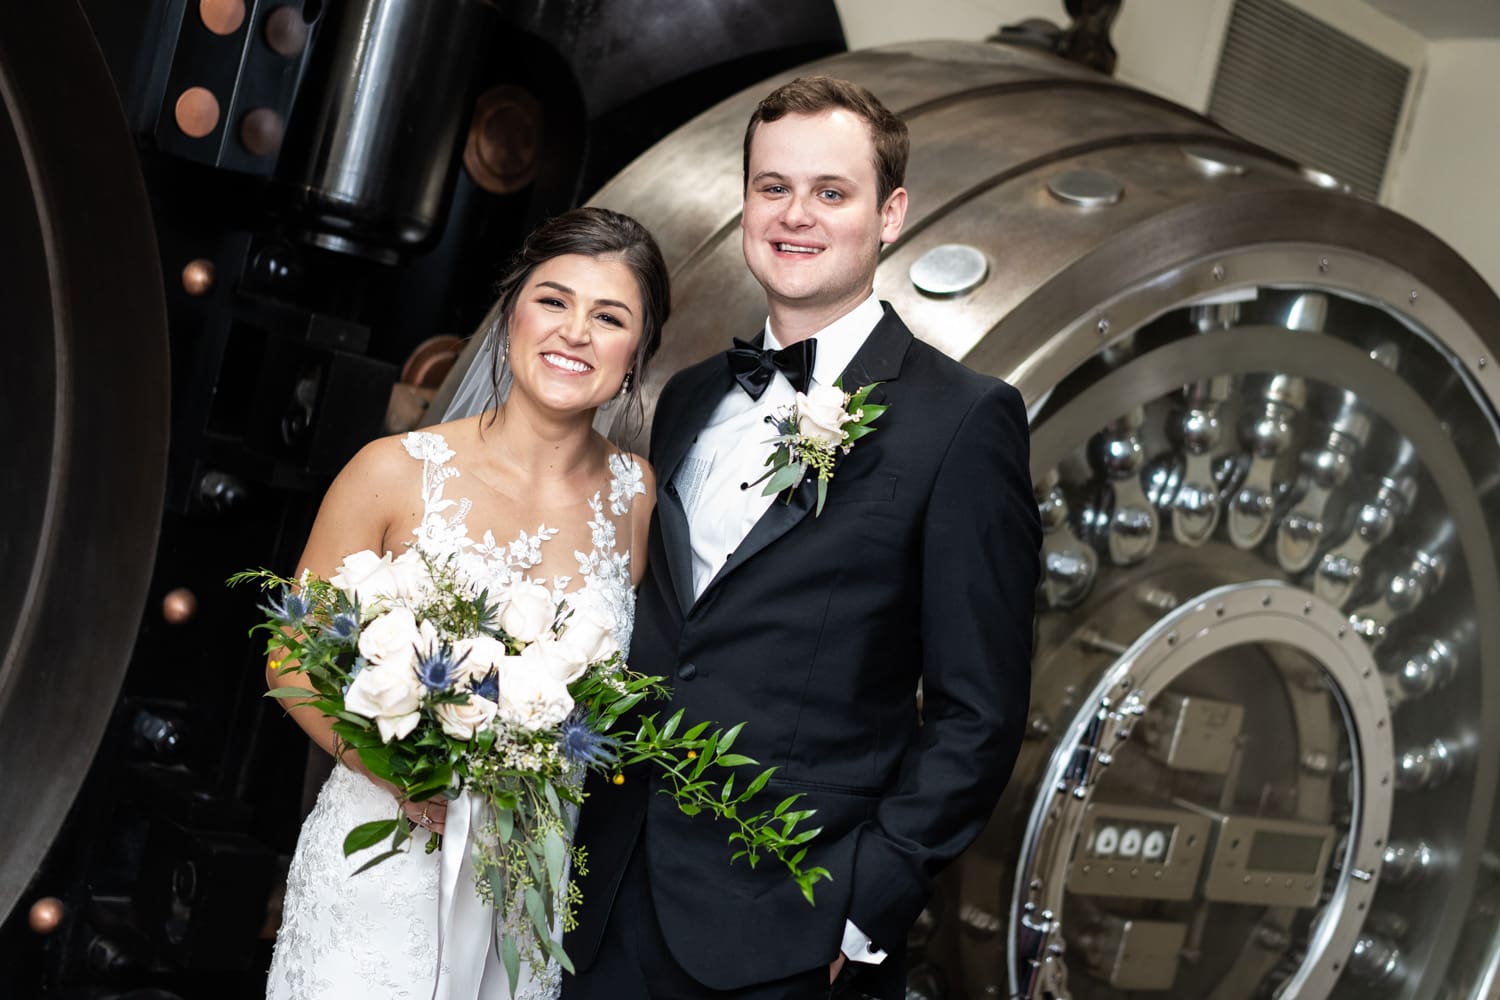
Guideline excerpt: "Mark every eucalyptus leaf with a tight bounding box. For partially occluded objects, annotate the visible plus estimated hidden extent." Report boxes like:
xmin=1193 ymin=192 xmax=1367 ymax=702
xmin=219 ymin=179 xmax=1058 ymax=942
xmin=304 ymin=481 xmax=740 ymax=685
xmin=497 ymin=807 xmax=515 ymax=843
xmin=543 ymin=829 xmax=566 ymax=887
xmin=543 ymin=780 xmax=562 ymax=819
xmin=502 ymin=934 xmax=521 ymax=995
xmin=762 ymin=462 xmax=802 ymax=497
xmin=525 ymin=887 xmax=548 ymax=939
xmin=545 ymin=935 xmax=576 ymax=974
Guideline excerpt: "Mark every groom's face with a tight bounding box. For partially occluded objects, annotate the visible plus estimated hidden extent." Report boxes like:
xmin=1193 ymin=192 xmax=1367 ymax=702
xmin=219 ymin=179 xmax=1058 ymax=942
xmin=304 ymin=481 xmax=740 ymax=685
xmin=742 ymin=109 xmax=906 ymax=322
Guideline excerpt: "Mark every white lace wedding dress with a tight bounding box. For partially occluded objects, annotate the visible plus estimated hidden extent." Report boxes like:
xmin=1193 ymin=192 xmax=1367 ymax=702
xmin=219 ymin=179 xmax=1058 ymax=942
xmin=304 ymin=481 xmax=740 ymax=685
xmin=266 ymin=430 xmax=643 ymax=1000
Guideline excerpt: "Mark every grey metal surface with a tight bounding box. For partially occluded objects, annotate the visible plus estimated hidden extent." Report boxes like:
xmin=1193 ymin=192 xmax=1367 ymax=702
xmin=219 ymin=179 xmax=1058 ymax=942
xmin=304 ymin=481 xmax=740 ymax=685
xmin=909 ymin=243 xmax=990 ymax=297
xmin=0 ymin=0 xmax=169 ymax=918
xmin=582 ymin=39 xmax=1500 ymax=998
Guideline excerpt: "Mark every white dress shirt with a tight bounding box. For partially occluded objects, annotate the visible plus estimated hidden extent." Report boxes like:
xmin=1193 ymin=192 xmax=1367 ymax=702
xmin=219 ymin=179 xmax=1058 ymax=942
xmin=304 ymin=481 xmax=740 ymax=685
xmin=677 ymin=293 xmax=883 ymax=600
xmin=671 ymin=292 xmax=889 ymax=965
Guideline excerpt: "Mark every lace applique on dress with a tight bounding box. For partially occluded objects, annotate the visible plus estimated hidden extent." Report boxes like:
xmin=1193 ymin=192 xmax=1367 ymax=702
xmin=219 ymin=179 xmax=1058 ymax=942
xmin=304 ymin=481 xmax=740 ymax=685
xmin=607 ymin=452 xmax=646 ymax=516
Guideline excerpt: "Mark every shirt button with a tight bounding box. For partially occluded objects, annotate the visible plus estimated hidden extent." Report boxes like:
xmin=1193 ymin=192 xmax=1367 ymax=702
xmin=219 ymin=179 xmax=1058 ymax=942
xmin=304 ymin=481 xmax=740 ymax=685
xmin=677 ymin=662 xmax=698 ymax=681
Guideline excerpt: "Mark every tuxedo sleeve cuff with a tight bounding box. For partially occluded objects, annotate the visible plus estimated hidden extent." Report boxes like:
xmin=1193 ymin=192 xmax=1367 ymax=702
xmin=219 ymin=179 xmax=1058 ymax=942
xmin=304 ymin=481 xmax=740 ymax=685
xmin=841 ymin=919 xmax=888 ymax=965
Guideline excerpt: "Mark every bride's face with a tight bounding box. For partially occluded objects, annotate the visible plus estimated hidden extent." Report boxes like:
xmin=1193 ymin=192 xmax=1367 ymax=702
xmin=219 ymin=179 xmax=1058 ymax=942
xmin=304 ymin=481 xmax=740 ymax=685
xmin=507 ymin=253 xmax=644 ymax=418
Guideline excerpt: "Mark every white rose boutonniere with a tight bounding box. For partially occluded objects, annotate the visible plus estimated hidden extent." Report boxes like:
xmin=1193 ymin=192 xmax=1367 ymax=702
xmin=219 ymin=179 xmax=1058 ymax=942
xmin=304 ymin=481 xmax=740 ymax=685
xmin=753 ymin=380 xmax=886 ymax=515
xmin=796 ymin=384 xmax=853 ymax=446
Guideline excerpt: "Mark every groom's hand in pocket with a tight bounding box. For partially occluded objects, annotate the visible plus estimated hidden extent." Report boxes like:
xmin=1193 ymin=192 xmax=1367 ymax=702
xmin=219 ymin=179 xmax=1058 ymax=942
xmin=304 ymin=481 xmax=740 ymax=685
xmin=827 ymin=953 xmax=847 ymax=984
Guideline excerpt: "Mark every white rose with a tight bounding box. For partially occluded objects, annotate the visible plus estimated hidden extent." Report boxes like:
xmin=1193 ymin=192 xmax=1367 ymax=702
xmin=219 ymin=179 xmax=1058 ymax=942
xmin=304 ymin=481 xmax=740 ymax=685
xmin=388 ymin=549 xmax=434 ymax=603
xmin=495 ymin=660 xmax=574 ymax=732
xmin=452 ymin=634 xmax=510 ymax=684
xmin=560 ymin=593 xmax=619 ymax=665
xmin=344 ymin=661 xmax=422 ymax=742
xmin=358 ymin=607 xmax=423 ymax=670
xmin=796 ymin=384 xmax=851 ymax=446
xmin=519 ymin=636 xmax=590 ymax=686
xmin=434 ymin=692 xmax=499 ymax=740
xmin=501 ymin=580 xmax=557 ymax=643
xmin=330 ymin=550 xmax=403 ymax=609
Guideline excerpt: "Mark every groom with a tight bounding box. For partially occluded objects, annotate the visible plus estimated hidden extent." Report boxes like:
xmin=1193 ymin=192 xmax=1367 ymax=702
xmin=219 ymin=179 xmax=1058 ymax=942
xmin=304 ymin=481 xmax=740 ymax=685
xmin=564 ymin=76 xmax=1040 ymax=999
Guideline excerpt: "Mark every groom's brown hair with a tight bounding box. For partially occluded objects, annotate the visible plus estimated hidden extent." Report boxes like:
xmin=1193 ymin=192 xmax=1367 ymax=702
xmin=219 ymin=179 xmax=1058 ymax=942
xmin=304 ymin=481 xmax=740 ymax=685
xmin=743 ymin=75 xmax=909 ymax=207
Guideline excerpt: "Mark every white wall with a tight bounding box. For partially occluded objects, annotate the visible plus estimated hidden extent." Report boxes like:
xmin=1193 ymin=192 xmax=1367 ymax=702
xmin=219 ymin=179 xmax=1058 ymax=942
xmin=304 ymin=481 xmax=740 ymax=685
xmin=1388 ymin=39 xmax=1500 ymax=294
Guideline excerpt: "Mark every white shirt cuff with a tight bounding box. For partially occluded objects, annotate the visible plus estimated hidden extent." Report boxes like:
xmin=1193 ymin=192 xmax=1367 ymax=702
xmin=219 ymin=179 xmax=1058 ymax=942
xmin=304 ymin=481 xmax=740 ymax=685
xmin=840 ymin=919 xmax=889 ymax=964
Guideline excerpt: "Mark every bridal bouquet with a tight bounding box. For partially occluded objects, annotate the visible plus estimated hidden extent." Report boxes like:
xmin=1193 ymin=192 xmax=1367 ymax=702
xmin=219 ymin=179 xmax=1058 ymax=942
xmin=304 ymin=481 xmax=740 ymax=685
xmin=234 ymin=550 xmax=828 ymax=990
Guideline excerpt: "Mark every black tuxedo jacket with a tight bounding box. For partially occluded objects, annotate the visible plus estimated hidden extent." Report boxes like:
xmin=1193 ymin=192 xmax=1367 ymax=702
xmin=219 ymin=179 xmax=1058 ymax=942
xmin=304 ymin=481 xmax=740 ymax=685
xmin=567 ymin=305 xmax=1039 ymax=996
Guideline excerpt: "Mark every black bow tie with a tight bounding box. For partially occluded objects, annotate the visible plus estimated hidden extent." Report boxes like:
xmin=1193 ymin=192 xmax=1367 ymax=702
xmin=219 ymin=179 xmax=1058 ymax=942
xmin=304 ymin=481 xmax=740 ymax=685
xmin=727 ymin=337 xmax=817 ymax=400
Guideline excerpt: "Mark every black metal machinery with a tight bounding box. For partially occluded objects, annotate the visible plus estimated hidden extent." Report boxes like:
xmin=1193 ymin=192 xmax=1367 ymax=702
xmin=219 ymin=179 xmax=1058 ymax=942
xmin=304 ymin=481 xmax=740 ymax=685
xmin=0 ymin=2 xmax=842 ymax=994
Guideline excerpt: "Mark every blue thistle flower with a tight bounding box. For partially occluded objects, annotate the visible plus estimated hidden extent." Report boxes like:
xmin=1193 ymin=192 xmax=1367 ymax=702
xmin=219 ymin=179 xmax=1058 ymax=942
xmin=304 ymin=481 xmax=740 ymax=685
xmin=327 ymin=612 xmax=359 ymax=644
xmin=471 ymin=669 xmax=499 ymax=703
xmin=261 ymin=585 xmax=310 ymax=627
xmin=560 ymin=714 xmax=618 ymax=769
xmin=415 ymin=640 xmax=468 ymax=693
xmin=341 ymin=655 xmax=369 ymax=695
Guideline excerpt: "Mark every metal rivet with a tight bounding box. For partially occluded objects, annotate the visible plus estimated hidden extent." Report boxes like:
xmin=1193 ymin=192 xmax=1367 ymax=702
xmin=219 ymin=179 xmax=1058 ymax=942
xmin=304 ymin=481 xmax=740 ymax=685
xmin=1303 ymin=601 xmax=1313 ymax=615
xmin=1182 ymin=145 xmax=1252 ymax=177
xmin=1047 ymin=168 xmax=1124 ymax=207
xmin=1261 ymin=595 xmax=1272 ymax=607
xmin=1480 ymin=357 xmax=1488 ymax=369
xmin=1319 ymin=257 xmax=1330 ymax=273
xmin=1097 ymin=317 xmax=1110 ymax=336
xmin=1166 ymin=632 xmax=1177 ymax=646
xmin=1409 ymin=290 xmax=1420 ymax=303
xmin=909 ymin=243 xmax=989 ymax=297
xmin=1212 ymin=264 xmax=1226 ymax=281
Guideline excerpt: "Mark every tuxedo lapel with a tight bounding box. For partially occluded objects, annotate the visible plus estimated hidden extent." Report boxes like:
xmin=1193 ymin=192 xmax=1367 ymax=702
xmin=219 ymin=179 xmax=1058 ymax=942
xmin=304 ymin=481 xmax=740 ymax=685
xmin=696 ymin=305 xmax=914 ymax=606
xmin=653 ymin=358 xmax=735 ymax=615
xmin=836 ymin=303 xmax=911 ymax=390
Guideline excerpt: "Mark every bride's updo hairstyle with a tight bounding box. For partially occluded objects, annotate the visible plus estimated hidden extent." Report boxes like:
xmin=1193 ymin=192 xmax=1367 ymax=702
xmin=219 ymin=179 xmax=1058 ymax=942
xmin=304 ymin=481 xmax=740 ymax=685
xmin=479 ymin=206 xmax=670 ymax=434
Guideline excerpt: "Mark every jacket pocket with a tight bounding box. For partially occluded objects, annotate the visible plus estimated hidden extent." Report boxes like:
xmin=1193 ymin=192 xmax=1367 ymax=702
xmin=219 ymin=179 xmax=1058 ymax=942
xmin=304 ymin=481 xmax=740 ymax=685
xmin=823 ymin=472 xmax=897 ymax=505
xmin=770 ymin=775 xmax=882 ymax=799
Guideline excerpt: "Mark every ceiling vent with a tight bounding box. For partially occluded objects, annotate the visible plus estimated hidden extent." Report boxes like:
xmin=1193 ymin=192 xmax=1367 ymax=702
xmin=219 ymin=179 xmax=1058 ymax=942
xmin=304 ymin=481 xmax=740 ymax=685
xmin=1208 ymin=0 xmax=1412 ymax=198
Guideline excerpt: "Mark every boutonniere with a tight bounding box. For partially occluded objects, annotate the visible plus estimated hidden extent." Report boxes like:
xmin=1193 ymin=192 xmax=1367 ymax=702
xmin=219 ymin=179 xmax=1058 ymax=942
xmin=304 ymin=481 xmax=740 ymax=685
xmin=752 ymin=380 xmax=886 ymax=516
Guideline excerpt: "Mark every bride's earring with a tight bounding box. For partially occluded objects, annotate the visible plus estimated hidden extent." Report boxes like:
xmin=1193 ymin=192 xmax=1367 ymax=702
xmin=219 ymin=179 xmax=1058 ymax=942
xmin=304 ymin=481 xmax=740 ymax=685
xmin=500 ymin=333 xmax=510 ymax=369
xmin=617 ymin=369 xmax=634 ymax=398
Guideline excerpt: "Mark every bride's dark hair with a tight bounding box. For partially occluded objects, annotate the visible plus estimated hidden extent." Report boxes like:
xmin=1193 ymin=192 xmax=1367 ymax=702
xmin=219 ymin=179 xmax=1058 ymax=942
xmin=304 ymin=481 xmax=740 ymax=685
xmin=478 ymin=206 xmax=670 ymax=437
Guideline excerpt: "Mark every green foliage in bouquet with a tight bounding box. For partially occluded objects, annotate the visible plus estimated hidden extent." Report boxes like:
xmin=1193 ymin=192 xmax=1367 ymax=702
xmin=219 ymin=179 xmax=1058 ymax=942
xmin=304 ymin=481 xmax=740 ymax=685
xmin=232 ymin=555 xmax=829 ymax=991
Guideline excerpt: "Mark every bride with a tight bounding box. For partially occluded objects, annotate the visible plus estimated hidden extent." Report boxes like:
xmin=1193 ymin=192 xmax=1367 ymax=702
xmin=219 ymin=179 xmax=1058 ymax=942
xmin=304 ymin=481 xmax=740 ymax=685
xmin=264 ymin=207 xmax=669 ymax=999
